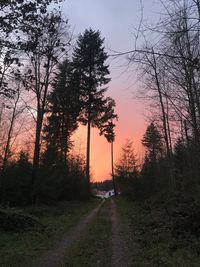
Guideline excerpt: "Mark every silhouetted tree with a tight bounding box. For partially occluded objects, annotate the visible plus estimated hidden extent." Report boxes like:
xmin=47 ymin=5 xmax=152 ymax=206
xmin=42 ymin=59 xmax=81 ymax=167
xmin=126 ymin=0 xmax=200 ymax=194
xmin=22 ymin=10 xmax=70 ymax=202
xmin=115 ymin=139 xmax=138 ymax=196
xmin=0 ymin=0 xmax=63 ymax=98
xmin=141 ymin=123 xmax=163 ymax=196
xmin=142 ymin=122 xmax=162 ymax=162
xmin=2 ymin=151 xmax=32 ymax=206
xmin=72 ymin=28 xmax=117 ymax=193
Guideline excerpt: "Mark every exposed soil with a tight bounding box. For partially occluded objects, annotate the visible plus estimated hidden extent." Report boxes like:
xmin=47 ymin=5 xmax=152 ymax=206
xmin=110 ymin=199 xmax=132 ymax=267
xmin=32 ymin=198 xmax=132 ymax=267
xmin=33 ymin=200 xmax=104 ymax=267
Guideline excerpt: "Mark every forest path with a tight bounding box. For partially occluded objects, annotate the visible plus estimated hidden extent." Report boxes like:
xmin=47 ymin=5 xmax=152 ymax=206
xmin=32 ymin=200 xmax=104 ymax=267
xmin=111 ymin=198 xmax=132 ymax=267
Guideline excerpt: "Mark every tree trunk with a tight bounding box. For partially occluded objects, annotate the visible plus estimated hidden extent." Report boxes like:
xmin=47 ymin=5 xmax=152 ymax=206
xmin=166 ymin=96 xmax=173 ymax=155
xmin=86 ymin=107 xmax=91 ymax=196
xmin=111 ymin=141 xmax=117 ymax=196
xmin=0 ymin=90 xmax=20 ymax=203
xmin=31 ymin=111 xmax=43 ymax=203
xmin=152 ymin=51 xmax=175 ymax=192
xmin=31 ymin=55 xmax=51 ymax=203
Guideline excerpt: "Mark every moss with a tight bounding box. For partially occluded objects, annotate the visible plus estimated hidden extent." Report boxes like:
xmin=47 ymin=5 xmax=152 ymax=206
xmin=63 ymin=200 xmax=112 ymax=267
xmin=0 ymin=200 xmax=98 ymax=267
xmin=117 ymin=197 xmax=200 ymax=267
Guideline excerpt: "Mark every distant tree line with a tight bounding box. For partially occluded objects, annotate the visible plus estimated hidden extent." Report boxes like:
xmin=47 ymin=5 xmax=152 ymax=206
xmin=0 ymin=0 xmax=117 ymax=206
xmin=92 ymin=180 xmax=114 ymax=192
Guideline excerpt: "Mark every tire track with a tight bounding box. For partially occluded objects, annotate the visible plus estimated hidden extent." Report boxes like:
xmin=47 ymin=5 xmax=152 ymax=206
xmin=111 ymin=199 xmax=131 ymax=267
xmin=33 ymin=200 xmax=104 ymax=267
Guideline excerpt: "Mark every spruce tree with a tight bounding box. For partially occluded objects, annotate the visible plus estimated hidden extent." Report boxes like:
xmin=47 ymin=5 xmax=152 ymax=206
xmin=141 ymin=123 xmax=163 ymax=196
xmin=72 ymin=28 xmax=117 ymax=192
xmin=115 ymin=139 xmax=138 ymax=179
xmin=43 ymin=59 xmax=80 ymax=166
xmin=115 ymin=139 xmax=138 ymax=196
xmin=174 ymin=138 xmax=188 ymax=193
xmin=142 ymin=122 xmax=162 ymax=162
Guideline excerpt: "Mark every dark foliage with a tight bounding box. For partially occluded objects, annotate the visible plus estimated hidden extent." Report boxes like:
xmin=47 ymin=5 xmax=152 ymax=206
xmin=0 ymin=151 xmax=88 ymax=206
xmin=0 ymin=0 xmax=64 ymax=97
xmin=72 ymin=28 xmax=117 ymax=189
xmin=1 ymin=151 xmax=32 ymax=206
xmin=0 ymin=208 xmax=45 ymax=232
xmin=42 ymin=59 xmax=81 ymax=166
xmin=115 ymin=139 xmax=139 ymax=197
xmin=92 ymin=180 xmax=114 ymax=191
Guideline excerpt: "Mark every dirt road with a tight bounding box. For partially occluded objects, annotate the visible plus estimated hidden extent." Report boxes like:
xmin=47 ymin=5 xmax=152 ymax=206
xmin=33 ymin=200 xmax=104 ymax=267
xmin=33 ymin=198 xmax=131 ymax=267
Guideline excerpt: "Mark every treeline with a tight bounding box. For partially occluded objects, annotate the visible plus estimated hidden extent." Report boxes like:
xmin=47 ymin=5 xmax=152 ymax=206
xmin=92 ymin=180 xmax=114 ymax=192
xmin=115 ymin=0 xmax=200 ymax=203
xmin=114 ymin=124 xmax=176 ymax=200
xmin=0 ymin=0 xmax=117 ymax=206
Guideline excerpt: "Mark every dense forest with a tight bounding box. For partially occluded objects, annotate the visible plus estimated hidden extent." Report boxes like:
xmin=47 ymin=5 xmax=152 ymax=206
xmin=1 ymin=0 xmax=200 ymax=225
xmin=114 ymin=0 xmax=200 ymax=203
xmin=1 ymin=0 xmax=200 ymax=266
xmin=0 ymin=0 xmax=117 ymax=205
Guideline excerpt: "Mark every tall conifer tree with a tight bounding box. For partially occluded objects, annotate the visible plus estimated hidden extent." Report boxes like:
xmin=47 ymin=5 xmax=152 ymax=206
xmin=43 ymin=59 xmax=80 ymax=166
xmin=72 ymin=29 xmax=117 ymax=192
xmin=142 ymin=123 xmax=163 ymax=162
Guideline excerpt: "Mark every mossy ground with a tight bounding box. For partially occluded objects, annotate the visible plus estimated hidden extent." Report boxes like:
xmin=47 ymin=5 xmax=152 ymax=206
xmin=117 ymin=197 xmax=200 ymax=267
xmin=0 ymin=200 xmax=98 ymax=267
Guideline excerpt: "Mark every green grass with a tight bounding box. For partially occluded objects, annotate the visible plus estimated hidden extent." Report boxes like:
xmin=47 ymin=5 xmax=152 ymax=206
xmin=0 ymin=200 xmax=99 ymax=267
xmin=117 ymin=197 xmax=200 ymax=267
xmin=62 ymin=200 xmax=112 ymax=267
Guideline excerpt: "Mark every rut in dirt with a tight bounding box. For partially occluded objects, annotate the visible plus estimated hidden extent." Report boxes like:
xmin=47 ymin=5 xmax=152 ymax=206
xmin=32 ymin=200 xmax=103 ymax=267
xmin=111 ymin=199 xmax=131 ymax=267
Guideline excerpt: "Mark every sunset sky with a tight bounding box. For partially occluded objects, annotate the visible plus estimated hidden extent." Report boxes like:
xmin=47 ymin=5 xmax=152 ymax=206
xmin=62 ymin=0 xmax=161 ymax=181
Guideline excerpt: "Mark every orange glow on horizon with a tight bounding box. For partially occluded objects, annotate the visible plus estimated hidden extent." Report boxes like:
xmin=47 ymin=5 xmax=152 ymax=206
xmin=72 ymin=92 xmax=146 ymax=182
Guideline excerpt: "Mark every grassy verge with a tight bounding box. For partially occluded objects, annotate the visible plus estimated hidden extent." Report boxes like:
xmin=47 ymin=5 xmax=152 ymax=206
xmin=62 ymin=199 xmax=112 ymax=267
xmin=0 ymin=200 xmax=99 ymax=267
xmin=117 ymin=197 xmax=200 ymax=267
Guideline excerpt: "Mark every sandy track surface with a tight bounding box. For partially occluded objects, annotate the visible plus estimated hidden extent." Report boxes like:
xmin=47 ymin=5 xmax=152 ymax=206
xmin=111 ymin=199 xmax=132 ymax=267
xmin=33 ymin=200 xmax=104 ymax=267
